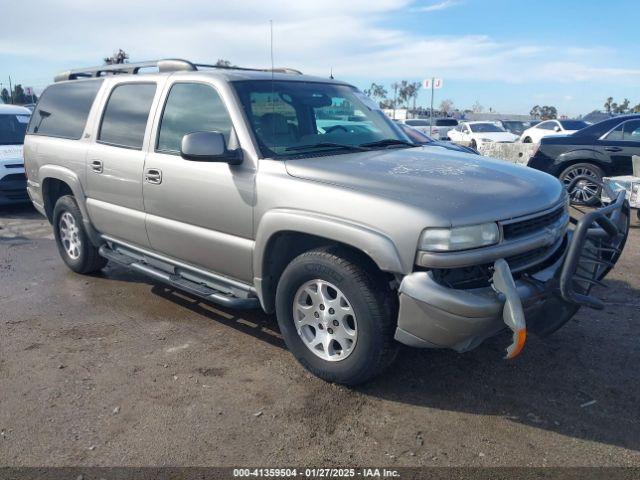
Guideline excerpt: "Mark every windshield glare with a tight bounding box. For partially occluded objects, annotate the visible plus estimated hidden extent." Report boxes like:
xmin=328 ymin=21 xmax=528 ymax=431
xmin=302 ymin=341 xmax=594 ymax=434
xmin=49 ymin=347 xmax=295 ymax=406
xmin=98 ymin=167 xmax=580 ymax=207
xmin=0 ymin=114 xmax=30 ymax=145
xmin=233 ymin=80 xmax=410 ymax=157
xmin=469 ymin=123 xmax=505 ymax=133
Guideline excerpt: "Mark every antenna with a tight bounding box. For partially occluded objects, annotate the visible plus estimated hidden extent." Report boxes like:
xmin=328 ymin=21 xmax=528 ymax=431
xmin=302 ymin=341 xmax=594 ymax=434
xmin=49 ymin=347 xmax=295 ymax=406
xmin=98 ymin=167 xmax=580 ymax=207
xmin=270 ymin=20 xmax=274 ymax=73
xmin=330 ymin=67 xmax=334 ymax=79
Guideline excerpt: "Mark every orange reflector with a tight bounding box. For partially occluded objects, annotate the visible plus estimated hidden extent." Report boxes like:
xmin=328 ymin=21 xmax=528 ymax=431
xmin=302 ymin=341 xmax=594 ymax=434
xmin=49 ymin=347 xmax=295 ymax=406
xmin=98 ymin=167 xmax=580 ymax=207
xmin=506 ymin=329 xmax=527 ymax=359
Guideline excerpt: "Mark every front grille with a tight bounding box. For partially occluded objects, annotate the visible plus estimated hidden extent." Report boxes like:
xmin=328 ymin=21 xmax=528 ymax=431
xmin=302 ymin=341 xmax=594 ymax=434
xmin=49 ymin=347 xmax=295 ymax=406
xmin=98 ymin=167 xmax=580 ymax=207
xmin=502 ymin=204 xmax=565 ymax=240
xmin=0 ymin=173 xmax=27 ymax=183
xmin=431 ymin=238 xmax=567 ymax=290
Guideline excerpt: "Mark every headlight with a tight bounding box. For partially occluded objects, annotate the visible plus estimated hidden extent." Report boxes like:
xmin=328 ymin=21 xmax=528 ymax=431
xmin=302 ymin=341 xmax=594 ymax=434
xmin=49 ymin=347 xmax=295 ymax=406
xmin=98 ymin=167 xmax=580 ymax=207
xmin=419 ymin=223 xmax=500 ymax=252
xmin=480 ymin=138 xmax=494 ymax=143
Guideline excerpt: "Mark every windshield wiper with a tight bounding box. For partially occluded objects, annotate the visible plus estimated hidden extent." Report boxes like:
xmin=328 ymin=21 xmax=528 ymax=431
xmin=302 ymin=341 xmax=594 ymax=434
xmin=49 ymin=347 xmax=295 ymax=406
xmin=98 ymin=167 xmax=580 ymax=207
xmin=285 ymin=142 xmax=371 ymax=152
xmin=359 ymin=139 xmax=416 ymax=149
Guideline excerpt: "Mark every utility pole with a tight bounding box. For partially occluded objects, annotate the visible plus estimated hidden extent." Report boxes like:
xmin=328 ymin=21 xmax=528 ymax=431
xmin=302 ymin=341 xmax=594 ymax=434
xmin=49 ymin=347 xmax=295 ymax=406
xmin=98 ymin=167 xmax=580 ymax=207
xmin=429 ymin=77 xmax=435 ymax=131
xmin=8 ymin=76 xmax=14 ymax=104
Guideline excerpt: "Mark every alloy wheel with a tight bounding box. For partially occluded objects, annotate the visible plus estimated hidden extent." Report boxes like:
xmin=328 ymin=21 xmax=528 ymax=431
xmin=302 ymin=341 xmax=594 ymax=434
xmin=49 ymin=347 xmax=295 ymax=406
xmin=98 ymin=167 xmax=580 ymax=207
xmin=562 ymin=166 xmax=600 ymax=204
xmin=292 ymin=279 xmax=358 ymax=362
xmin=59 ymin=211 xmax=82 ymax=260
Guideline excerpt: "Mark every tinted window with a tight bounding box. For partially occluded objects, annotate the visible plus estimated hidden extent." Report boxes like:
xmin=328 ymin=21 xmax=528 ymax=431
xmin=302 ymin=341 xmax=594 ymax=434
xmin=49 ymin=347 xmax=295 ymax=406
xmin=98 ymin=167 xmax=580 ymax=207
xmin=538 ymin=122 xmax=556 ymax=130
xmin=434 ymin=119 xmax=458 ymax=126
xmin=27 ymin=80 xmax=103 ymax=139
xmin=99 ymin=83 xmax=156 ymax=149
xmin=623 ymin=120 xmax=640 ymax=141
xmin=559 ymin=120 xmax=588 ymax=130
xmin=405 ymin=119 xmax=430 ymax=126
xmin=157 ymin=83 xmax=233 ymax=153
xmin=0 ymin=113 xmax=30 ymax=145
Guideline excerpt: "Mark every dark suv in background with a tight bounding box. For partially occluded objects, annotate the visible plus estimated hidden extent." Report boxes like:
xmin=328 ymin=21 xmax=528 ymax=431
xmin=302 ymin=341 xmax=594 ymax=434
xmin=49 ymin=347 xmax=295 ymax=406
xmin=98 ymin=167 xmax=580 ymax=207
xmin=528 ymin=115 xmax=640 ymax=205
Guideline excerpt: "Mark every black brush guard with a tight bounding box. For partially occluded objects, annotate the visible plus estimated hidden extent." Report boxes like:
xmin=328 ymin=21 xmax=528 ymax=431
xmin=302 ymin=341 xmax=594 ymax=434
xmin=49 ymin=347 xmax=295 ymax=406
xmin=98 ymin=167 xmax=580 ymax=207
xmin=560 ymin=176 xmax=630 ymax=310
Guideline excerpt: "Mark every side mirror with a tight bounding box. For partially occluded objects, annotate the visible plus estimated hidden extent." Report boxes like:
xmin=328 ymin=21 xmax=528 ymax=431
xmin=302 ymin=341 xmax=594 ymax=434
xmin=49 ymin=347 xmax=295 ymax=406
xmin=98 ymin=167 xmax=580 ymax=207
xmin=180 ymin=131 xmax=242 ymax=164
xmin=554 ymin=125 xmax=561 ymax=132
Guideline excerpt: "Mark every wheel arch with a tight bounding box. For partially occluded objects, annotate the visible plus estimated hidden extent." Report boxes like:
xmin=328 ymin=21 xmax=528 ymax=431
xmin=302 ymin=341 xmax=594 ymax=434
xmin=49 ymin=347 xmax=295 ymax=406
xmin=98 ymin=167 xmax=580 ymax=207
xmin=39 ymin=165 xmax=101 ymax=245
xmin=253 ymin=210 xmax=405 ymax=313
xmin=553 ymin=157 xmax=610 ymax=178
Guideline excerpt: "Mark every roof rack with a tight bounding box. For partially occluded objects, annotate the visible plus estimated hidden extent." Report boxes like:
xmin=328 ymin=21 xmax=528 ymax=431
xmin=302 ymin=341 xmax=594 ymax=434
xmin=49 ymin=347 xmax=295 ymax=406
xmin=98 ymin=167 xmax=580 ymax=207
xmin=54 ymin=58 xmax=303 ymax=82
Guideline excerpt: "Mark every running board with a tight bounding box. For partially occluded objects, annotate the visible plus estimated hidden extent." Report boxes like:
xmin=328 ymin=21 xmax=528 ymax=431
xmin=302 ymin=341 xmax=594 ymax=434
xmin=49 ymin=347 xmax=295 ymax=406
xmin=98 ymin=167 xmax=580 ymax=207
xmin=99 ymin=245 xmax=260 ymax=310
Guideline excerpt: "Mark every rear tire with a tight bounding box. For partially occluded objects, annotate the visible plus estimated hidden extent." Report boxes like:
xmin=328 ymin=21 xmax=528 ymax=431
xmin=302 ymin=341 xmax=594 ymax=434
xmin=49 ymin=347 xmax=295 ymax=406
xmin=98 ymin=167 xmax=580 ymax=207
xmin=275 ymin=246 xmax=398 ymax=385
xmin=559 ymin=163 xmax=603 ymax=206
xmin=53 ymin=195 xmax=107 ymax=274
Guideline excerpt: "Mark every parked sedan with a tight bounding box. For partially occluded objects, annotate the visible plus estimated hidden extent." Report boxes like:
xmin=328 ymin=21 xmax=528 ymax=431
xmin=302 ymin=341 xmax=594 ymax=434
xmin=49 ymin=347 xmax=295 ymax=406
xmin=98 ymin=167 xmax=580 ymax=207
xmin=521 ymin=119 xmax=588 ymax=144
xmin=398 ymin=123 xmax=479 ymax=154
xmin=528 ymin=114 xmax=640 ymax=205
xmin=447 ymin=121 xmax=518 ymax=150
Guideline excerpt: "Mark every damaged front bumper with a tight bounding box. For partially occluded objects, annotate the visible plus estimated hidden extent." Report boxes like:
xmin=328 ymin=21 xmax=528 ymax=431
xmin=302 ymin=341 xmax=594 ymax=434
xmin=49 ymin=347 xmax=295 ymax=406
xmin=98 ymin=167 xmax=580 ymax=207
xmin=394 ymin=189 xmax=630 ymax=358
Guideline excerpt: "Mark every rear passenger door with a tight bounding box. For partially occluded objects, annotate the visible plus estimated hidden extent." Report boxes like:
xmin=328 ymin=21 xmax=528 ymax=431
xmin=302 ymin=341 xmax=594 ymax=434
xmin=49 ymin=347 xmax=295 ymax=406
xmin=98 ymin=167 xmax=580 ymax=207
xmin=595 ymin=119 xmax=640 ymax=176
xmin=142 ymin=81 xmax=255 ymax=282
xmin=84 ymin=81 xmax=159 ymax=247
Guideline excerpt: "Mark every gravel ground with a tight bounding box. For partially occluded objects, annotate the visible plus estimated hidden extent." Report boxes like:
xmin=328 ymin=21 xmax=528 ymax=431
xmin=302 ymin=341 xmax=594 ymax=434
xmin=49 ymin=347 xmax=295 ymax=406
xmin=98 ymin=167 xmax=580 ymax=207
xmin=1 ymin=204 xmax=639 ymax=467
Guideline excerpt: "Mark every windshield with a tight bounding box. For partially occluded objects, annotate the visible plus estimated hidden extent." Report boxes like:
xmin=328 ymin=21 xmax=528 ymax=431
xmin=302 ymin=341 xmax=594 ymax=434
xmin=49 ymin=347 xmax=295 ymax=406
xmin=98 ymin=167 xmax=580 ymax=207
xmin=233 ymin=80 xmax=410 ymax=158
xmin=405 ymin=119 xmax=430 ymax=126
xmin=469 ymin=123 xmax=505 ymax=133
xmin=559 ymin=120 xmax=588 ymax=130
xmin=434 ymin=119 xmax=458 ymax=126
xmin=0 ymin=113 xmax=30 ymax=145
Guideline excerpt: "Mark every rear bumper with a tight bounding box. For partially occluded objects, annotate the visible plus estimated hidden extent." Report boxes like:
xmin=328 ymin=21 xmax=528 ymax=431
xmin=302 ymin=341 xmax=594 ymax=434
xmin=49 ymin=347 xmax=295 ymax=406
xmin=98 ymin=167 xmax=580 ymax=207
xmin=395 ymin=190 xmax=629 ymax=355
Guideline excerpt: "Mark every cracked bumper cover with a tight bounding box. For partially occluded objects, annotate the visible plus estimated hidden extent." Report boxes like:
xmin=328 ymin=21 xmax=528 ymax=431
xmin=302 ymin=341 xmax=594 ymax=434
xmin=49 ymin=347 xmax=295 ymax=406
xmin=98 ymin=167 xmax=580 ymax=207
xmin=394 ymin=190 xmax=629 ymax=357
xmin=394 ymin=249 xmax=576 ymax=354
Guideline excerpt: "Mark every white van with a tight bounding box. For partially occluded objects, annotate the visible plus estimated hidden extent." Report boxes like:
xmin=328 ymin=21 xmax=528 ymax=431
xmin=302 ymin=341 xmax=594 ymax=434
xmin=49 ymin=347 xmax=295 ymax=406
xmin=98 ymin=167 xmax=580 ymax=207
xmin=0 ymin=105 xmax=31 ymax=205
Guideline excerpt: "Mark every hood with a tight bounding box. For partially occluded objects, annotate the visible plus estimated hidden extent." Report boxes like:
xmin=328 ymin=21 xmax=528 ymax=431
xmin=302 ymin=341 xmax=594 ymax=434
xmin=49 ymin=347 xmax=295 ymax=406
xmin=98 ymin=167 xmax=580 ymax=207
xmin=476 ymin=132 xmax=518 ymax=142
xmin=0 ymin=145 xmax=24 ymax=163
xmin=285 ymin=147 xmax=564 ymax=226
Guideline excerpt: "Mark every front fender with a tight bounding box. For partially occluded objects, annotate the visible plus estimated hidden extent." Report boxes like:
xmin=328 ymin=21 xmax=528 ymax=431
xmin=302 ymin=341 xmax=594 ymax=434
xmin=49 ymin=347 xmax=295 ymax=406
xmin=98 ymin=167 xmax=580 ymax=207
xmin=253 ymin=208 xmax=406 ymax=279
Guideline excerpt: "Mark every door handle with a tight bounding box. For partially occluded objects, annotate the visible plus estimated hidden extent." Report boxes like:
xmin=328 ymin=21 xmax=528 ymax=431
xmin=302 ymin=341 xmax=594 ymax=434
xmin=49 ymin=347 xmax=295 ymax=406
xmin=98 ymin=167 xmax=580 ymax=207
xmin=604 ymin=146 xmax=623 ymax=152
xmin=90 ymin=159 xmax=103 ymax=173
xmin=144 ymin=168 xmax=162 ymax=185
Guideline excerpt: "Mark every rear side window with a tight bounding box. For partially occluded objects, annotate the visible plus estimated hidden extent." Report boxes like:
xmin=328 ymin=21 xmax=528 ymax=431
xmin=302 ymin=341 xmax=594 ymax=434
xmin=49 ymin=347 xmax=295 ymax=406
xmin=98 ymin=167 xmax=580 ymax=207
xmin=27 ymin=80 xmax=103 ymax=139
xmin=435 ymin=119 xmax=458 ymax=126
xmin=98 ymin=83 xmax=156 ymax=149
xmin=157 ymin=83 xmax=233 ymax=153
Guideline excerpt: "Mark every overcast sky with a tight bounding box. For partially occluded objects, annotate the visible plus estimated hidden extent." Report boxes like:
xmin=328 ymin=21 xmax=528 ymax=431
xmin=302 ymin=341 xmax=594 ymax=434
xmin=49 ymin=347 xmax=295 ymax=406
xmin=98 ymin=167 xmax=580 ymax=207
xmin=1 ymin=0 xmax=638 ymax=116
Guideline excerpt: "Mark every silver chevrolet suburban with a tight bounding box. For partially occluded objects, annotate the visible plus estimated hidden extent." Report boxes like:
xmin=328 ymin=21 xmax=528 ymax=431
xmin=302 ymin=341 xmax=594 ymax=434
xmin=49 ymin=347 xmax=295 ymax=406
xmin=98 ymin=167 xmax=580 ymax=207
xmin=24 ymin=59 xmax=630 ymax=385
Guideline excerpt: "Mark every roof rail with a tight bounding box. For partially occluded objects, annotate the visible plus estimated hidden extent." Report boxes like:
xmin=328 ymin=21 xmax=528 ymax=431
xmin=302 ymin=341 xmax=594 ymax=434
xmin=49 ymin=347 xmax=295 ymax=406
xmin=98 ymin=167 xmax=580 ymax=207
xmin=54 ymin=58 xmax=303 ymax=82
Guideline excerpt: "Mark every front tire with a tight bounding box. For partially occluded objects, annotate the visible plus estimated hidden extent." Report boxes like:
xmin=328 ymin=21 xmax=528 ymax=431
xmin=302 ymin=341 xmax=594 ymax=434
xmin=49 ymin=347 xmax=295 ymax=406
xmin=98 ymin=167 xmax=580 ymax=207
xmin=275 ymin=247 xmax=398 ymax=385
xmin=53 ymin=195 xmax=107 ymax=274
xmin=523 ymin=137 xmax=532 ymax=143
xmin=470 ymin=139 xmax=477 ymax=150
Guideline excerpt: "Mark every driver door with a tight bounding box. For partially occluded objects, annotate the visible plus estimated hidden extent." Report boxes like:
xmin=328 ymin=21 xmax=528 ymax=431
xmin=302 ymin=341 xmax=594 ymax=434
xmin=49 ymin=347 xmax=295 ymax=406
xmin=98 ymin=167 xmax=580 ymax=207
xmin=142 ymin=81 xmax=256 ymax=282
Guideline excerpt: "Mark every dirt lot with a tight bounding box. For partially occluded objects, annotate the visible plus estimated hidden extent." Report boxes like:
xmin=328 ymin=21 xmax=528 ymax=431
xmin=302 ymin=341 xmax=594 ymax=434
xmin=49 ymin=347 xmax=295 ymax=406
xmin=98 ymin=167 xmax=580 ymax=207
xmin=1 ymin=204 xmax=639 ymax=467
